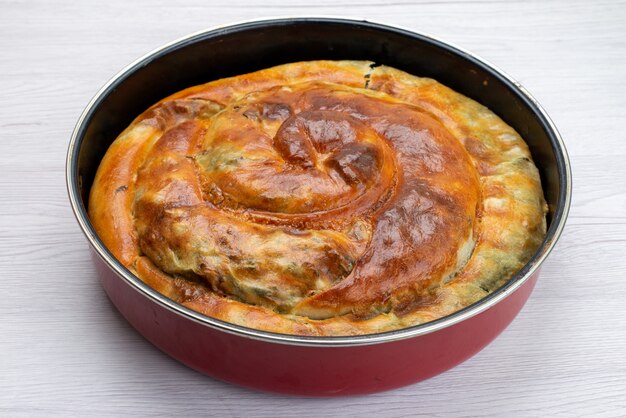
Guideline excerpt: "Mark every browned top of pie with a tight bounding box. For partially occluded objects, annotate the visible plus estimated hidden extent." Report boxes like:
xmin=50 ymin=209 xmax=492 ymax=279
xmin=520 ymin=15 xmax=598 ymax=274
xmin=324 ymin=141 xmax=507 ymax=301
xmin=89 ymin=61 xmax=547 ymax=335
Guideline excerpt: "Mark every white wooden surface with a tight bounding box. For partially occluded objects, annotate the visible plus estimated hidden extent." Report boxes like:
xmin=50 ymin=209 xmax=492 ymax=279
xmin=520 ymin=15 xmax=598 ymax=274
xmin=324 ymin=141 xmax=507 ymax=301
xmin=1 ymin=0 xmax=625 ymax=416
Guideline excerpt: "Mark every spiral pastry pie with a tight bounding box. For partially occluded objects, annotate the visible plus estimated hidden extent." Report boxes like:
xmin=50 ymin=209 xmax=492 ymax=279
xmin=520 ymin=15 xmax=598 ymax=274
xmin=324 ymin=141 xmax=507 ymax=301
xmin=89 ymin=61 xmax=547 ymax=335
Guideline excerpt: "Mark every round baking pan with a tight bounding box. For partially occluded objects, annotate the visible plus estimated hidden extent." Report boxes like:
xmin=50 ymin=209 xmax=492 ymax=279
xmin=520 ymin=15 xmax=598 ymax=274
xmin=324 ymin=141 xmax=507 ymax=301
xmin=67 ymin=17 xmax=571 ymax=396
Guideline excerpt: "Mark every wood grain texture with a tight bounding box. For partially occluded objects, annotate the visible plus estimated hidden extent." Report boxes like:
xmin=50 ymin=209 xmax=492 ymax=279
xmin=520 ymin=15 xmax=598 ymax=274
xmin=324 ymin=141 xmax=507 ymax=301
xmin=1 ymin=0 xmax=625 ymax=416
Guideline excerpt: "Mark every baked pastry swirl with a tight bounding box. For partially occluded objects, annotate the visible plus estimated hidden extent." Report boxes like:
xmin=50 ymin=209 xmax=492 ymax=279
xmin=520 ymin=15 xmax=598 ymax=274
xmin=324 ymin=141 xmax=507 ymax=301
xmin=89 ymin=61 xmax=547 ymax=335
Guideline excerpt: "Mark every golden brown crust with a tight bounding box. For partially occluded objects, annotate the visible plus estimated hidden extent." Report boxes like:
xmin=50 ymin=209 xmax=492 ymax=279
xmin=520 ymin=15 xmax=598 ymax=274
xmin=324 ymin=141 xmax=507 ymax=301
xmin=89 ymin=61 xmax=547 ymax=336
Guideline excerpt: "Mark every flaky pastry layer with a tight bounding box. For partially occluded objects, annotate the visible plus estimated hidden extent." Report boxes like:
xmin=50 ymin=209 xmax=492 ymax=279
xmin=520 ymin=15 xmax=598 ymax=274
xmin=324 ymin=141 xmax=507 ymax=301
xmin=89 ymin=61 xmax=547 ymax=335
